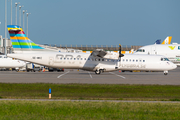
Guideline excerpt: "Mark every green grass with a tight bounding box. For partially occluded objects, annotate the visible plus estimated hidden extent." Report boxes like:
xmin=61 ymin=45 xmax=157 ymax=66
xmin=0 ymin=101 xmax=180 ymax=120
xmin=1 ymin=83 xmax=180 ymax=101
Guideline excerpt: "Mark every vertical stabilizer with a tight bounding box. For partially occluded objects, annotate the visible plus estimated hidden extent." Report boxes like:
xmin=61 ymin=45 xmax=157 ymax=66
xmin=154 ymin=39 xmax=161 ymax=44
xmin=161 ymin=36 xmax=172 ymax=44
xmin=7 ymin=25 xmax=44 ymax=52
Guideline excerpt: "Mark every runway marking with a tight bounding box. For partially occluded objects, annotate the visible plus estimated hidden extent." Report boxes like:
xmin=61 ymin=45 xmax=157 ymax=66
xmin=88 ymin=72 xmax=92 ymax=78
xmin=57 ymin=71 xmax=70 ymax=78
xmin=109 ymin=72 xmax=126 ymax=79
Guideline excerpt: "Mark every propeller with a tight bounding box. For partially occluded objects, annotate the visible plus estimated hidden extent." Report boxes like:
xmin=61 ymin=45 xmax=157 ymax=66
xmin=119 ymin=44 xmax=124 ymax=58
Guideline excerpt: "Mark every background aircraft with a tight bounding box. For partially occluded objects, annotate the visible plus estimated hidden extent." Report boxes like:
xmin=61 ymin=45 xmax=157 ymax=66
xmin=135 ymin=43 xmax=180 ymax=66
xmin=7 ymin=25 xmax=177 ymax=75
xmin=0 ymin=55 xmax=25 ymax=70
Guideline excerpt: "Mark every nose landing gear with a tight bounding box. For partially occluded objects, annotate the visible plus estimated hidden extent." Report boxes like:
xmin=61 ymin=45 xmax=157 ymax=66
xmin=164 ymin=70 xmax=168 ymax=75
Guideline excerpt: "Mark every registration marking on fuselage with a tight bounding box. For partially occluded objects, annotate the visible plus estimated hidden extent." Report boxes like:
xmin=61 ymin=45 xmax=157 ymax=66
xmin=57 ymin=71 xmax=70 ymax=78
xmin=109 ymin=72 xmax=126 ymax=79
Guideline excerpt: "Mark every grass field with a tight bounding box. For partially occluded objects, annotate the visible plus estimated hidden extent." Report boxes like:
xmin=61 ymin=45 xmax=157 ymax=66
xmin=1 ymin=83 xmax=180 ymax=101
xmin=0 ymin=101 xmax=180 ymax=120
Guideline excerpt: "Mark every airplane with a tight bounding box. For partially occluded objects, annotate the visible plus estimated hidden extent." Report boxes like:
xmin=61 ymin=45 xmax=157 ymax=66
xmin=0 ymin=55 xmax=26 ymax=70
xmin=6 ymin=25 xmax=177 ymax=75
xmin=134 ymin=43 xmax=180 ymax=66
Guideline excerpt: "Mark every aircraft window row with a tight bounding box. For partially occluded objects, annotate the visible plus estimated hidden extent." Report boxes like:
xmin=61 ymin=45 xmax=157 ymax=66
xmin=0 ymin=56 xmax=7 ymax=58
xmin=60 ymin=58 xmax=87 ymax=60
xmin=58 ymin=57 xmax=117 ymax=62
xmin=161 ymin=58 xmax=169 ymax=61
xmin=122 ymin=59 xmax=145 ymax=62
xmin=136 ymin=49 xmax=145 ymax=52
xmin=32 ymin=57 xmax=42 ymax=59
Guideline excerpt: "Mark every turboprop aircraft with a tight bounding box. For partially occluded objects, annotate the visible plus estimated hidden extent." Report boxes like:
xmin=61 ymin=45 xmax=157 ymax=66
xmin=7 ymin=25 xmax=177 ymax=75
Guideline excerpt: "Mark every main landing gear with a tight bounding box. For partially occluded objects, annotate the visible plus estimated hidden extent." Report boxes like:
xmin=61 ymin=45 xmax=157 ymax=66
xmin=164 ymin=70 xmax=168 ymax=75
xmin=95 ymin=69 xmax=104 ymax=74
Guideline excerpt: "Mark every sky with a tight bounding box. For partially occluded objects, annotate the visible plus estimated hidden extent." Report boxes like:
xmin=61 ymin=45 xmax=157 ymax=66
xmin=0 ymin=0 xmax=180 ymax=46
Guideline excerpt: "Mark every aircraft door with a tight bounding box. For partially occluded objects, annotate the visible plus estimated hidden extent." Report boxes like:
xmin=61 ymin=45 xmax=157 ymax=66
xmin=151 ymin=46 xmax=157 ymax=54
xmin=115 ymin=59 xmax=120 ymax=69
xmin=49 ymin=57 xmax=54 ymax=65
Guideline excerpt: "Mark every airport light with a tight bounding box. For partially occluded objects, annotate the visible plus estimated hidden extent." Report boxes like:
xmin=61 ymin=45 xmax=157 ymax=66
xmin=0 ymin=22 xmax=1 ymax=35
xmin=15 ymin=2 xmax=20 ymax=25
xmin=26 ymin=13 xmax=31 ymax=37
xmin=5 ymin=0 xmax=7 ymax=55
xmin=23 ymin=10 xmax=27 ymax=30
xmin=19 ymin=5 xmax=23 ymax=26
xmin=11 ymin=0 xmax=12 ymax=25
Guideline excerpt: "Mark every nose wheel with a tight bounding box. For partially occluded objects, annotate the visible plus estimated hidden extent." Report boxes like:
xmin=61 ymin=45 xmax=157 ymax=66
xmin=164 ymin=70 xmax=168 ymax=75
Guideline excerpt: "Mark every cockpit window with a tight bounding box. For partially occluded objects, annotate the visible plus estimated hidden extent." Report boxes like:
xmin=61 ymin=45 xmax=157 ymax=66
xmin=136 ymin=49 xmax=145 ymax=52
xmin=161 ymin=58 xmax=169 ymax=61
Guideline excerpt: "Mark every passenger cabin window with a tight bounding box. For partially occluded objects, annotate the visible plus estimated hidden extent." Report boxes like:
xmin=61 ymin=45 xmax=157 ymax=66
xmin=37 ymin=57 xmax=42 ymax=59
xmin=32 ymin=57 xmax=36 ymax=59
xmin=136 ymin=49 xmax=145 ymax=52
xmin=136 ymin=60 xmax=138 ymax=62
xmin=143 ymin=60 xmax=145 ymax=62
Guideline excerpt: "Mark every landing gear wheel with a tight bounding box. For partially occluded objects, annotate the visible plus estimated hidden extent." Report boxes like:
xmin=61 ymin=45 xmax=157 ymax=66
xmin=164 ymin=70 xmax=168 ymax=75
xmin=164 ymin=73 xmax=168 ymax=75
xmin=95 ymin=69 xmax=101 ymax=74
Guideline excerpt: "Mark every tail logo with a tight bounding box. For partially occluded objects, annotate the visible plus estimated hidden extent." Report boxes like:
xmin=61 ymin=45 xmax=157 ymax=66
xmin=7 ymin=25 xmax=44 ymax=50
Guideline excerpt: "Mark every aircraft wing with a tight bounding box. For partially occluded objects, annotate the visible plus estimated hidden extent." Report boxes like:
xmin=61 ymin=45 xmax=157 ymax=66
xmin=91 ymin=49 xmax=107 ymax=58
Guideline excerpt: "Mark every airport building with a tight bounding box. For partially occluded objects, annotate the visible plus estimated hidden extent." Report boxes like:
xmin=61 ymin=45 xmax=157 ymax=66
xmin=0 ymin=35 xmax=141 ymax=54
xmin=0 ymin=35 xmax=13 ymax=54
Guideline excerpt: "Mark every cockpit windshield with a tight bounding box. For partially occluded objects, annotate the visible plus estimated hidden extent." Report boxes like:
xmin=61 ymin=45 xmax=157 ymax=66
xmin=136 ymin=49 xmax=145 ymax=52
xmin=161 ymin=58 xmax=169 ymax=61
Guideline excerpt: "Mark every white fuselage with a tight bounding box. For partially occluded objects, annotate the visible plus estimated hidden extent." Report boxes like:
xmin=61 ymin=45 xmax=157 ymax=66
xmin=7 ymin=52 xmax=177 ymax=72
xmin=0 ymin=55 xmax=26 ymax=68
xmin=134 ymin=44 xmax=180 ymax=66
